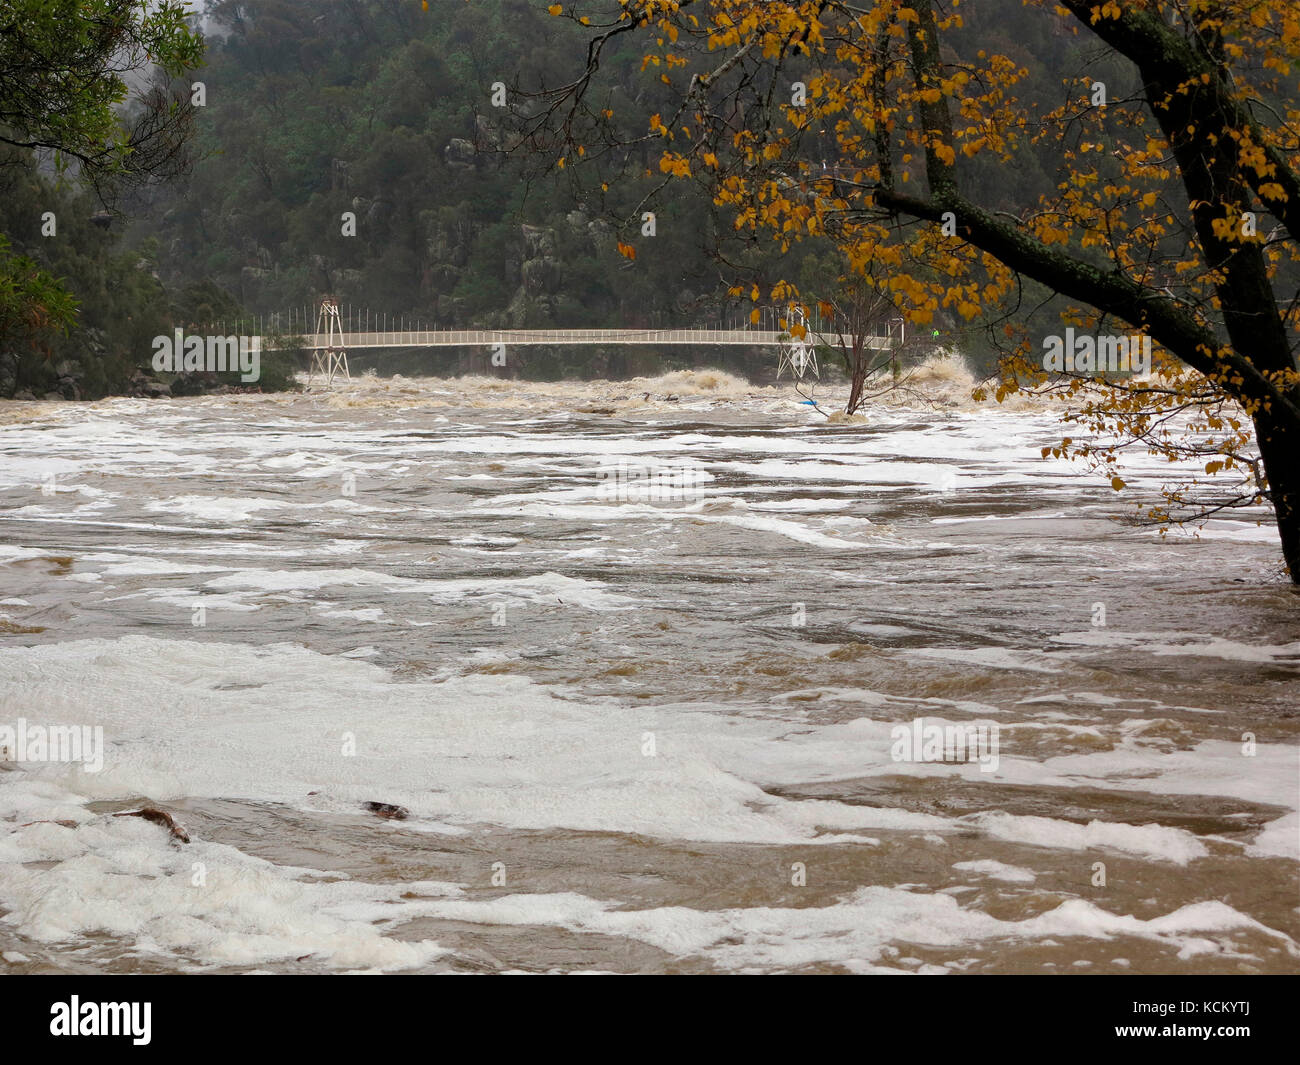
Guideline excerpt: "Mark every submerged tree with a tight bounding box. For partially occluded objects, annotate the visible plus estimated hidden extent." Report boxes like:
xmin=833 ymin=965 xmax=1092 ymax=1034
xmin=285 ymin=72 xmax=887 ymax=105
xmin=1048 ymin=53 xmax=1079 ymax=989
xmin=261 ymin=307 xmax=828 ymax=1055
xmin=532 ymin=0 xmax=1300 ymax=580
xmin=793 ymin=252 xmax=916 ymax=414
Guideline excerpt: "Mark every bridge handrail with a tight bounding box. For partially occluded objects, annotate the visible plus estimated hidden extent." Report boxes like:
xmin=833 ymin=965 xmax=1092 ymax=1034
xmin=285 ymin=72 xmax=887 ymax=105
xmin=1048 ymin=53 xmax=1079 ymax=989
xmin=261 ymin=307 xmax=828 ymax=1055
xmin=258 ymin=326 xmax=895 ymax=351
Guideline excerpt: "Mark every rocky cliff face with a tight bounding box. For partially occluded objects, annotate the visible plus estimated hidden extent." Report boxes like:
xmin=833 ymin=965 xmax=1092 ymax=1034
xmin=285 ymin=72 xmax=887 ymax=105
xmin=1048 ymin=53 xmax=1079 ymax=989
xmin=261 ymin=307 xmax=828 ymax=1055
xmin=506 ymin=223 xmax=562 ymax=325
xmin=424 ymin=138 xmax=579 ymax=327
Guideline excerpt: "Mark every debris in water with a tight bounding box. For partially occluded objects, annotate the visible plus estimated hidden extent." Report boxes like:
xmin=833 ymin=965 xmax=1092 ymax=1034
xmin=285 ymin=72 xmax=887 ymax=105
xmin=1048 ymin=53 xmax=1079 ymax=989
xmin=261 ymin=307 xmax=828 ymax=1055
xmin=114 ymin=807 xmax=190 ymax=843
xmin=364 ymin=801 xmax=410 ymax=820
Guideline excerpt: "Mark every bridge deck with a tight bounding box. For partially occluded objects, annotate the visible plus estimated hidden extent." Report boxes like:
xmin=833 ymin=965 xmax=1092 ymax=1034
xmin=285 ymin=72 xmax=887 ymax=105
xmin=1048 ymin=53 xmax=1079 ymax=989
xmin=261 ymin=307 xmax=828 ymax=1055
xmin=267 ymin=328 xmax=892 ymax=351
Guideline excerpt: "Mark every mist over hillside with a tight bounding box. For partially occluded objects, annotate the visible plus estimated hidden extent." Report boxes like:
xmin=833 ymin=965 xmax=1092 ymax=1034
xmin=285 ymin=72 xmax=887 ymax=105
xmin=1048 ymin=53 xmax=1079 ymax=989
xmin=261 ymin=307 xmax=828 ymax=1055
xmin=2 ymin=0 xmax=1098 ymax=395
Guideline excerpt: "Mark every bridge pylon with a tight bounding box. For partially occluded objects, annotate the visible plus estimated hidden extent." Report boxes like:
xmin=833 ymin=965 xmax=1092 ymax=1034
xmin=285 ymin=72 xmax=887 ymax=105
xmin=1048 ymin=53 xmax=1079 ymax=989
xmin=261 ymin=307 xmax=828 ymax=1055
xmin=776 ymin=306 xmax=819 ymax=380
xmin=307 ymin=297 xmax=350 ymax=387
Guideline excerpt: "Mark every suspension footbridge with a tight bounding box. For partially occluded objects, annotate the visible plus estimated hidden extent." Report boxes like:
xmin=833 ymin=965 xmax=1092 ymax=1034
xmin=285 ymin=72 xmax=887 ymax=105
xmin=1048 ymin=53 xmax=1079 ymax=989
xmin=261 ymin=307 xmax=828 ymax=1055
xmin=241 ymin=299 xmax=903 ymax=385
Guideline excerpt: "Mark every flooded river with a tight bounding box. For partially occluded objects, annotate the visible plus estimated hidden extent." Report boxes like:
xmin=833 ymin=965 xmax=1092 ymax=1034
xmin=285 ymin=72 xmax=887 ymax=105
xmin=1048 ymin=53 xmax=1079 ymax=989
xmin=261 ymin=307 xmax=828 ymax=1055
xmin=1 ymin=367 xmax=1297 ymax=973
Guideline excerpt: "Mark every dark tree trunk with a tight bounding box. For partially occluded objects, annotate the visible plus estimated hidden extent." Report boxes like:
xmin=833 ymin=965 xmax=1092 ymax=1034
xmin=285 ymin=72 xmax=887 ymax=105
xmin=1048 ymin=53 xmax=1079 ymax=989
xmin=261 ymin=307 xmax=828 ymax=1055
xmin=1253 ymin=407 xmax=1300 ymax=581
xmin=844 ymin=339 xmax=868 ymax=414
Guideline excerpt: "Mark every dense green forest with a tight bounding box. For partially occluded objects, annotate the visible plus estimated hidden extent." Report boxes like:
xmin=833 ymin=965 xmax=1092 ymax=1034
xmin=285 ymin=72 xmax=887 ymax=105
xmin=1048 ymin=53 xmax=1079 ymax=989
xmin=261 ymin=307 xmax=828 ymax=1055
xmin=0 ymin=0 xmax=1122 ymax=397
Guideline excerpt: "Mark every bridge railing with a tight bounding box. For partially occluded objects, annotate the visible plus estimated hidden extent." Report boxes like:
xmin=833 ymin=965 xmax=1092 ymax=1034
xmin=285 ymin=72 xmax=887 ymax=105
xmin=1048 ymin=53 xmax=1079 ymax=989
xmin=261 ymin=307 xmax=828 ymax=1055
xmin=257 ymin=326 xmax=894 ymax=351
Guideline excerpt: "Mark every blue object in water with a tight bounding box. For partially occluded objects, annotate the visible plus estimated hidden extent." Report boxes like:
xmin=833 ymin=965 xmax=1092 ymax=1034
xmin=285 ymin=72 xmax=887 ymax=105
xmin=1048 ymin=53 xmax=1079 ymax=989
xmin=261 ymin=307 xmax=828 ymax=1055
xmin=798 ymin=399 xmax=819 ymax=406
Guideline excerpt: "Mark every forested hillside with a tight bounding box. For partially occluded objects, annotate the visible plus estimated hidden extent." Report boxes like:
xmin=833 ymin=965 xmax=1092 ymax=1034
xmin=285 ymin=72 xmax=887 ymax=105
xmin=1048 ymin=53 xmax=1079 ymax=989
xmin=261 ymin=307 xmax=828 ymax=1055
xmin=131 ymin=0 xmax=758 ymax=379
xmin=3 ymin=0 xmax=1119 ymax=394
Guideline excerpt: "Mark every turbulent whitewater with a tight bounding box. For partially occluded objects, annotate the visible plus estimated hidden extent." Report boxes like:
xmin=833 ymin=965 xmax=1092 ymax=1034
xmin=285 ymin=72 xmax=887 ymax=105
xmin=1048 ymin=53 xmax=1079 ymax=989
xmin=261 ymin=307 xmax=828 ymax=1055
xmin=0 ymin=370 xmax=1297 ymax=974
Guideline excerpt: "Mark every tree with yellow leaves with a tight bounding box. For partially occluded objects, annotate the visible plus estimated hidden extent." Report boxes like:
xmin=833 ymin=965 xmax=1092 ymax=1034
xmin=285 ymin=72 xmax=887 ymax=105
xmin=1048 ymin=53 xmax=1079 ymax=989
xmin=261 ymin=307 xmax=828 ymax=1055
xmin=533 ymin=0 xmax=1300 ymax=581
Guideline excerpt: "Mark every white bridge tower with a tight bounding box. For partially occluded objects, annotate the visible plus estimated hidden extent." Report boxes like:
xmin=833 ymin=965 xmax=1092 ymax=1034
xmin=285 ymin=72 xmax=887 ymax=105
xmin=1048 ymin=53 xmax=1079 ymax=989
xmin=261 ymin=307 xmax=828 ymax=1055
xmin=776 ymin=306 xmax=819 ymax=380
xmin=308 ymin=297 xmax=350 ymax=386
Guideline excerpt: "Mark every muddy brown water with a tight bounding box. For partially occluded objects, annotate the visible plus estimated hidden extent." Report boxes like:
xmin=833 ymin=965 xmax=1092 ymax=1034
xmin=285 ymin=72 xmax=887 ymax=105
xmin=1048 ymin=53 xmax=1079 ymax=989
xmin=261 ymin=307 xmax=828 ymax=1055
xmin=0 ymin=376 xmax=1296 ymax=973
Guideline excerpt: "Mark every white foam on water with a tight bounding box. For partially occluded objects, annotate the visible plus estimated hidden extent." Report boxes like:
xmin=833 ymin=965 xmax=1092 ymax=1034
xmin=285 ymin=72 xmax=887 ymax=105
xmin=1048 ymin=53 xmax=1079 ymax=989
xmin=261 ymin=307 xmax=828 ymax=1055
xmin=1191 ymin=521 xmax=1280 ymax=543
xmin=964 ymin=812 xmax=1207 ymax=864
xmin=2 ymin=394 xmax=1295 ymax=970
xmin=316 ymin=606 xmax=387 ymax=622
xmin=1051 ymin=629 xmax=1300 ymax=664
xmin=0 ymin=547 xmax=57 ymax=565
xmin=846 ymin=623 xmax=918 ymax=638
xmin=145 ymin=496 xmax=289 ymax=523
xmin=1246 ymin=811 xmax=1300 ymax=859
xmin=904 ymin=646 xmax=1068 ymax=674
xmin=79 ymin=554 xmax=232 ymax=577
xmin=473 ymin=499 xmax=878 ymax=549
xmin=952 ymin=859 xmax=1037 ymax=882
xmin=200 ymin=568 xmax=634 ymax=610
xmin=758 ymin=702 xmax=1297 ymax=861
xmin=0 ymin=637 xmax=861 ymax=846
xmin=262 ymin=451 xmax=316 ymax=470
xmin=747 ymin=498 xmax=857 ymax=512
xmin=690 ymin=512 xmax=872 ymax=549
xmin=0 ymin=809 xmax=456 ymax=971
xmin=145 ymin=495 xmax=396 ymax=523
xmin=0 ymin=637 xmax=1227 ymax=867
xmin=115 ymin=589 xmax=263 ymax=614
xmin=360 ymin=886 xmax=1297 ymax=972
